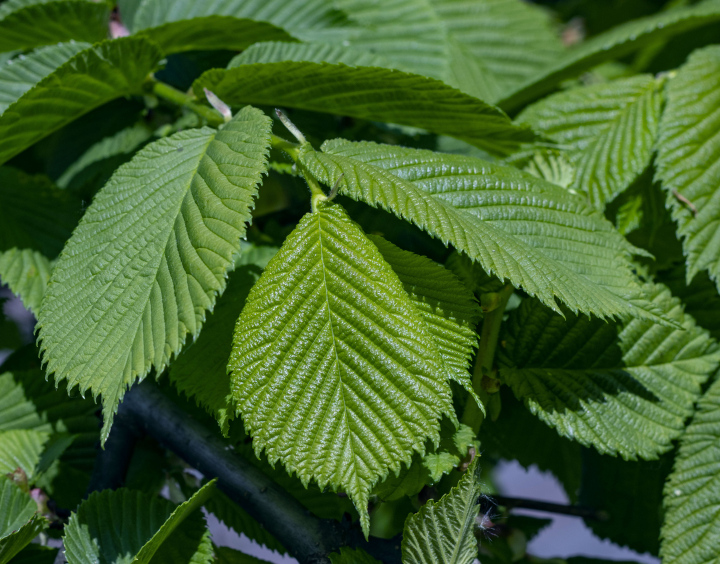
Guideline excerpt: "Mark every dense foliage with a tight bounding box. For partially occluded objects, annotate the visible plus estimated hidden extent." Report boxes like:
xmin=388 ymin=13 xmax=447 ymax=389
xmin=1 ymin=0 xmax=720 ymax=563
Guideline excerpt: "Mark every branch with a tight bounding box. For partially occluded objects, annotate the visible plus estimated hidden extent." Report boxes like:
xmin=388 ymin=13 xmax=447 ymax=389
xmin=488 ymin=494 xmax=607 ymax=521
xmin=121 ymin=380 xmax=401 ymax=564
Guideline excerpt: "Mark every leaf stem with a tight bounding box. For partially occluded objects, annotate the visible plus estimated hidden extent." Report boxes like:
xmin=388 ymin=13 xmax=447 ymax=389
xmin=149 ymin=79 xmax=225 ymax=127
xmin=461 ymin=284 xmax=514 ymax=432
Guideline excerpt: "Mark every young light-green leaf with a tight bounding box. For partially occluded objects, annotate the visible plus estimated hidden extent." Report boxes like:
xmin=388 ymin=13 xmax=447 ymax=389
xmin=0 ymin=477 xmax=46 ymax=564
xmin=229 ymin=203 xmax=454 ymax=536
xmin=37 ymin=106 xmax=272 ymax=443
xmin=656 ymin=45 xmax=720 ymax=294
xmin=401 ymin=457 xmax=481 ymax=564
xmin=0 ymin=249 xmax=52 ymax=314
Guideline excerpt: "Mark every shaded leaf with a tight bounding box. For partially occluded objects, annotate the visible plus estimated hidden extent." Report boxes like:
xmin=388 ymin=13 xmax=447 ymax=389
xmin=0 ymin=250 xmax=52 ymax=314
xmin=63 ymin=481 xmax=216 ymax=564
xmin=0 ymin=37 xmax=163 ymax=166
xmin=656 ymin=45 xmax=720 ymax=294
xmin=0 ymin=430 xmax=48 ymax=478
xmin=499 ymin=284 xmax=720 ymax=459
xmin=0 ymin=512 xmax=46 ymax=564
xmin=0 ymin=1 xmax=109 ymax=52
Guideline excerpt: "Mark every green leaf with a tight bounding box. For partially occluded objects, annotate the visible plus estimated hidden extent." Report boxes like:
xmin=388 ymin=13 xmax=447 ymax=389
xmin=0 ymin=1 xmax=109 ymax=53
xmin=329 ymin=547 xmax=381 ymax=564
xmin=0 ymin=430 xmax=49 ymax=478
xmin=169 ymin=266 xmax=261 ymax=435
xmin=656 ymin=45 xmax=720 ymax=294
xmin=63 ymin=480 xmax=216 ymax=564
xmin=429 ymin=0 xmax=565 ymax=98
xmin=661 ymin=376 xmax=720 ymax=564
xmin=0 ymin=37 xmax=163 ymax=166
xmin=518 ymin=75 xmax=663 ymax=208
xmin=229 ymin=203 xmax=454 ymax=536
xmin=137 ymin=18 xmax=296 ymax=56
xmin=230 ymin=41 xmax=393 ymax=68
xmin=195 ymin=63 xmax=535 ymax=156
xmin=499 ymin=0 xmax=720 ymax=112
xmin=0 ymin=372 xmax=50 ymax=432
xmin=0 ymin=514 xmax=45 ymax=564
xmin=580 ymin=448 xmax=671 ymax=555
xmin=0 ymin=167 xmax=81 ymax=257
xmin=368 ymin=235 xmax=481 ymax=396
xmin=37 ymin=106 xmax=272 ymax=444
xmin=0 ymin=250 xmax=52 ymax=314
xmin=499 ymin=283 xmax=720 ymax=459
xmin=0 ymin=42 xmax=89 ymax=114
xmin=130 ymin=0 xmax=345 ymax=38
xmin=300 ymin=140 xmax=653 ymax=320
xmin=0 ymin=477 xmax=41 ymax=554
xmin=401 ymin=457 xmax=481 ymax=564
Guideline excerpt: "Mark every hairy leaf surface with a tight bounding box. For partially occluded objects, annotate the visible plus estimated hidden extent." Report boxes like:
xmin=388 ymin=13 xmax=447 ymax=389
xmin=661 ymin=376 xmax=720 ymax=564
xmin=63 ymin=481 xmax=215 ymax=564
xmin=656 ymin=46 xmax=720 ymax=293
xmin=0 ymin=37 xmax=162 ymax=166
xmin=401 ymin=457 xmax=481 ymax=564
xmin=195 ymin=63 xmax=535 ymax=155
xmin=38 ymin=106 xmax=272 ymax=443
xmin=500 ymin=0 xmax=720 ymax=111
xmin=300 ymin=141 xmax=652 ymax=320
xmin=229 ymin=204 xmax=454 ymax=536
xmin=499 ymin=284 xmax=720 ymax=458
xmin=0 ymin=1 xmax=109 ymax=52
xmin=0 ymin=42 xmax=88 ymax=114
xmin=519 ymin=75 xmax=662 ymax=208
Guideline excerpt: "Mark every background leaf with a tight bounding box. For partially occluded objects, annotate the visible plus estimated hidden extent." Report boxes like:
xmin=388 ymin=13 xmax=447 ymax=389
xmin=656 ymin=45 xmax=720 ymax=294
xmin=0 ymin=37 xmax=162 ymax=166
xmin=37 ymin=107 xmax=272 ymax=443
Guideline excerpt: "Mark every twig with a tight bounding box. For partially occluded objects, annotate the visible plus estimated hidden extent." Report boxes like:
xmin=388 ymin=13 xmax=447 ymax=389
xmin=488 ymin=494 xmax=607 ymax=521
xmin=121 ymin=380 xmax=401 ymax=564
